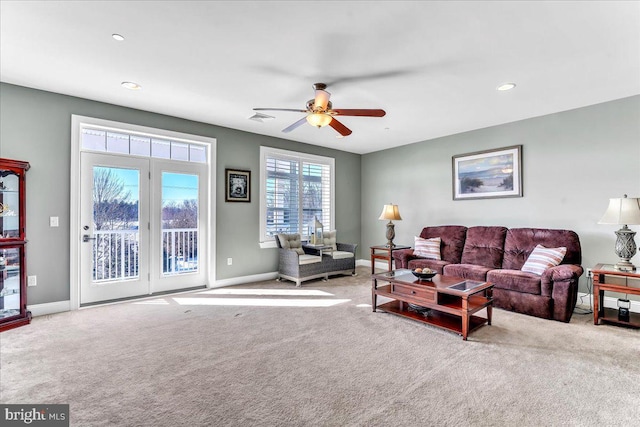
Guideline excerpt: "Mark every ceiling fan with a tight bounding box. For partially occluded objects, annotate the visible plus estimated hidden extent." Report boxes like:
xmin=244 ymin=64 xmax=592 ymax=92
xmin=253 ymin=83 xmax=386 ymax=137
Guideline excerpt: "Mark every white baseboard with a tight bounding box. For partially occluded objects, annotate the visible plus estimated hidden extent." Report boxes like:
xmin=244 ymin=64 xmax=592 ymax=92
xmin=356 ymin=259 xmax=392 ymax=270
xmin=213 ymin=271 xmax=279 ymax=288
xmin=576 ymin=292 xmax=640 ymax=311
xmin=28 ymin=300 xmax=71 ymax=317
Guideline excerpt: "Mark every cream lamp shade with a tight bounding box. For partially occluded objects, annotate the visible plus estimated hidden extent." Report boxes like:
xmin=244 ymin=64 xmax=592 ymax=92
xmin=379 ymin=204 xmax=402 ymax=247
xmin=306 ymin=113 xmax=332 ymax=128
xmin=598 ymin=195 xmax=640 ymax=271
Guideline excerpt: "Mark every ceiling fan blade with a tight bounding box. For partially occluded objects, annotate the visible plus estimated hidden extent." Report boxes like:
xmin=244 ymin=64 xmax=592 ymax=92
xmin=254 ymin=108 xmax=308 ymax=113
xmin=282 ymin=116 xmax=308 ymax=133
xmin=331 ymin=109 xmax=386 ymax=117
xmin=328 ymin=117 xmax=352 ymax=137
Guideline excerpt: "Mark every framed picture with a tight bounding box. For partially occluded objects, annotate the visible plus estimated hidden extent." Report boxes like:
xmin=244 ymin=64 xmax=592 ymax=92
xmin=452 ymin=145 xmax=522 ymax=200
xmin=225 ymin=168 xmax=251 ymax=202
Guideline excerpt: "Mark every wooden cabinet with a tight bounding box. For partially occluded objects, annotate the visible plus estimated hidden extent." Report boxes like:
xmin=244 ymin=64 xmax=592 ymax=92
xmin=592 ymin=263 xmax=640 ymax=328
xmin=0 ymin=158 xmax=31 ymax=332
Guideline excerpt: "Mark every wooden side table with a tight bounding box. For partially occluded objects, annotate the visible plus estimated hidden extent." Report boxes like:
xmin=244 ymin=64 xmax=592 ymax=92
xmin=370 ymin=245 xmax=410 ymax=274
xmin=592 ymin=263 xmax=640 ymax=328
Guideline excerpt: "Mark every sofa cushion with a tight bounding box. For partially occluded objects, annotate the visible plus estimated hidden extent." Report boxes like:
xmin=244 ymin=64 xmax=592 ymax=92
xmin=419 ymin=225 xmax=467 ymax=263
xmin=443 ymin=264 xmax=491 ymax=281
xmin=521 ymin=244 xmax=567 ymax=275
xmin=408 ymin=259 xmax=450 ymax=274
xmin=323 ymin=230 xmax=338 ymax=250
xmin=277 ymin=233 xmax=305 ymax=255
xmin=460 ymin=226 xmax=507 ymax=269
xmin=487 ymin=269 xmax=542 ymax=295
xmin=502 ymin=228 xmax=581 ymax=270
xmin=414 ymin=236 xmax=441 ymax=260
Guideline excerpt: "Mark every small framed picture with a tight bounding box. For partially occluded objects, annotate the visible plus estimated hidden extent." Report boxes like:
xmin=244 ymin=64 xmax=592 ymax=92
xmin=452 ymin=145 xmax=523 ymax=200
xmin=225 ymin=168 xmax=251 ymax=202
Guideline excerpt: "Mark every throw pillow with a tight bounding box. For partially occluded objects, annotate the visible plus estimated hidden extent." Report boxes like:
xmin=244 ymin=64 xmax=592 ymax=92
xmin=323 ymin=230 xmax=338 ymax=250
xmin=413 ymin=236 xmax=441 ymax=260
xmin=521 ymin=244 xmax=567 ymax=276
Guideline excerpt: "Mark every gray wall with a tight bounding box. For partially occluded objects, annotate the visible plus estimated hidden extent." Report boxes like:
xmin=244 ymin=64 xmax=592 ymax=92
xmin=2 ymin=81 xmax=638 ymax=307
xmin=361 ymin=95 xmax=640 ymax=293
xmin=0 ymin=83 xmax=361 ymax=305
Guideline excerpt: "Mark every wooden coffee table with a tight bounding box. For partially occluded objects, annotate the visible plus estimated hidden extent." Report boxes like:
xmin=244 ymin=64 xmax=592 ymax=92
xmin=372 ymin=269 xmax=493 ymax=340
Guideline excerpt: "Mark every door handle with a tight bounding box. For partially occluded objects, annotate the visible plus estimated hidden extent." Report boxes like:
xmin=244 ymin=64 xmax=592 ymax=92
xmin=82 ymin=234 xmax=96 ymax=242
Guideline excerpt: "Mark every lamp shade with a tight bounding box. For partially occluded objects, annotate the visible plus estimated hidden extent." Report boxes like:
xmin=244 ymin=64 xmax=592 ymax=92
xmin=379 ymin=204 xmax=402 ymax=221
xmin=598 ymin=197 xmax=640 ymax=225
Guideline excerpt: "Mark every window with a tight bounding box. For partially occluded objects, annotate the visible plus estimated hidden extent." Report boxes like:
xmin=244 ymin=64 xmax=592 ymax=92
xmin=81 ymin=128 xmax=207 ymax=163
xmin=260 ymin=147 xmax=334 ymax=245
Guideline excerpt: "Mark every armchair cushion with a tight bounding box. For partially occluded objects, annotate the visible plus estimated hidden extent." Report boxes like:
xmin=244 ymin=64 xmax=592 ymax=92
xmin=323 ymin=230 xmax=338 ymax=250
xmin=277 ymin=233 xmax=305 ymax=255
xmin=299 ymin=254 xmax=322 ymax=265
xmin=330 ymin=251 xmax=354 ymax=259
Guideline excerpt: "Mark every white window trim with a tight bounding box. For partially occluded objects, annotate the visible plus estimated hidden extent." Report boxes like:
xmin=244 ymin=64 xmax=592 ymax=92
xmin=259 ymin=146 xmax=335 ymax=249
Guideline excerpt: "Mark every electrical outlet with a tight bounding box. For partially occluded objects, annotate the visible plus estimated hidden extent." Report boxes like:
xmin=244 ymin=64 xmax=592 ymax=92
xmin=586 ymin=268 xmax=593 ymax=278
xmin=28 ymin=275 xmax=37 ymax=286
xmin=49 ymin=216 xmax=59 ymax=227
xmin=227 ymin=258 xmax=233 ymax=266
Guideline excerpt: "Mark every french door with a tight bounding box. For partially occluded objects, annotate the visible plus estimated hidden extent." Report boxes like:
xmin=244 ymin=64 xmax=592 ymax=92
xmin=79 ymin=152 xmax=207 ymax=305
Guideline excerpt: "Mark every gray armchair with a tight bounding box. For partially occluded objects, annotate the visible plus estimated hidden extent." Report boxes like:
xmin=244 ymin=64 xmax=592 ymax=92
xmin=275 ymin=233 xmax=327 ymax=286
xmin=275 ymin=233 xmax=358 ymax=286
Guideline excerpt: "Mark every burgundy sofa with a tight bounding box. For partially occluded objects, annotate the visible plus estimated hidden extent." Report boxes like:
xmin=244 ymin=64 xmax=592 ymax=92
xmin=393 ymin=226 xmax=583 ymax=322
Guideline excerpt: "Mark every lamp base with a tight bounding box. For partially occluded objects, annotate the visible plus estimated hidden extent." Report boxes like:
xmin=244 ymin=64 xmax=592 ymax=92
xmin=614 ymin=260 xmax=636 ymax=272
xmin=385 ymin=221 xmax=396 ymax=248
xmin=613 ymin=225 xmax=637 ymax=272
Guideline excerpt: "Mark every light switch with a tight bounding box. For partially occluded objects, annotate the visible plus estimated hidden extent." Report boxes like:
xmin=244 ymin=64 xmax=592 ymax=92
xmin=50 ymin=216 xmax=59 ymax=227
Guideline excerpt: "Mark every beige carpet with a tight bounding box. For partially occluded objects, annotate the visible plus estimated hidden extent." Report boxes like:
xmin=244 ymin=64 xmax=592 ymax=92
xmin=1 ymin=267 xmax=638 ymax=426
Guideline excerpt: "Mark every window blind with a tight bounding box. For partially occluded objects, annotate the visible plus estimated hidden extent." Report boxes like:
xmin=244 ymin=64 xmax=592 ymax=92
xmin=261 ymin=147 xmax=334 ymax=242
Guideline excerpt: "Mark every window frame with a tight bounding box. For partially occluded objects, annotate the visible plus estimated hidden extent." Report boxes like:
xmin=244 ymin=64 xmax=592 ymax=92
xmin=259 ymin=146 xmax=335 ymax=248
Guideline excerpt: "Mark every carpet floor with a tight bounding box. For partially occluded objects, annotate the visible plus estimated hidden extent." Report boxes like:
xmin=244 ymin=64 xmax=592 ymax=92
xmin=1 ymin=267 xmax=638 ymax=426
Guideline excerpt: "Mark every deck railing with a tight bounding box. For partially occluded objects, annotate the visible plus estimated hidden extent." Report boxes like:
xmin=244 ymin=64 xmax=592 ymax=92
xmin=91 ymin=228 xmax=198 ymax=281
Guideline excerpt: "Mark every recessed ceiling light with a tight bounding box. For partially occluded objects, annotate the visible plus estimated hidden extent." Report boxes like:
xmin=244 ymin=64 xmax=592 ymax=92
xmin=497 ymin=82 xmax=516 ymax=91
xmin=121 ymin=81 xmax=141 ymax=90
xmin=112 ymin=33 xmax=125 ymax=41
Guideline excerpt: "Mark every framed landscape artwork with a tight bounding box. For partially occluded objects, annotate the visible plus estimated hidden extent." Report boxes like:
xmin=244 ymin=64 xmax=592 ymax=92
xmin=225 ymin=168 xmax=251 ymax=202
xmin=452 ymin=145 xmax=522 ymax=200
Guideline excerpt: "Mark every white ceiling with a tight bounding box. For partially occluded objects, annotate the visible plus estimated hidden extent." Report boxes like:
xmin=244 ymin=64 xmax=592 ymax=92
xmin=1 ymin=1 xmax=639 ymax=154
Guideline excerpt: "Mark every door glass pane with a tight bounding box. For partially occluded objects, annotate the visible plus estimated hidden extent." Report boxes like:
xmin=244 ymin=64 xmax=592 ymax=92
xmin=152 ymin=139 xmax=171 ymax=159
xmin=162 ymin=172 xmax=199 ymax=275
xmin=171 ymin=142 xmax=189 ymax=161
xmin=92 ymin=167 xmax=140 ymax=282
xmin=0 ymin=246 xmax=21 ymax=318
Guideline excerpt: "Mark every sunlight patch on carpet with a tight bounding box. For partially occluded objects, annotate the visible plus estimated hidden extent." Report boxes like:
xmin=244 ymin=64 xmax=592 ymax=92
xmin=172 ymin=297 xmax=351 ymax=307
xmin=200 ymin=288 xmax=334 ymax=297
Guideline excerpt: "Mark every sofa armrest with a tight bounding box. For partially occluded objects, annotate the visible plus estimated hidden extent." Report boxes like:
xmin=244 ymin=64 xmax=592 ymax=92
xmin=542 ymin=264 xmax=584 ymax=283
xmin=543 ymin=264 xmax=582 ymax=322
xmin=392 ymin=248 xmax=414 ymax=269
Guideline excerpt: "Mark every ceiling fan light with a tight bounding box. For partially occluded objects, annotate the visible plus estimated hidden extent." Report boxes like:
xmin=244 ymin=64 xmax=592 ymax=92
xmin=313 ymin=89 xmax=331 ymax=110
xmin=306 ymin=113 xmax=332 ymax=128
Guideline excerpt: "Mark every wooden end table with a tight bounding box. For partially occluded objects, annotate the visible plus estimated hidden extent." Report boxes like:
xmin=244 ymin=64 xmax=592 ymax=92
xmin=372 ymin=269 xmax=493 ymax=340
xmin=370 ymin=245 xmax=410 ymax=274
xmin=592 ymin=263 xmax=640 ymax=328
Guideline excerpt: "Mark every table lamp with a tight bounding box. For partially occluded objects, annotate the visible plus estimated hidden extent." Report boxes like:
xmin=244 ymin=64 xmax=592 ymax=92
xmin=378 ymin=203 xmax=402 ymax=247
xmin=598 ymin=194 xmax=640 ymax=271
